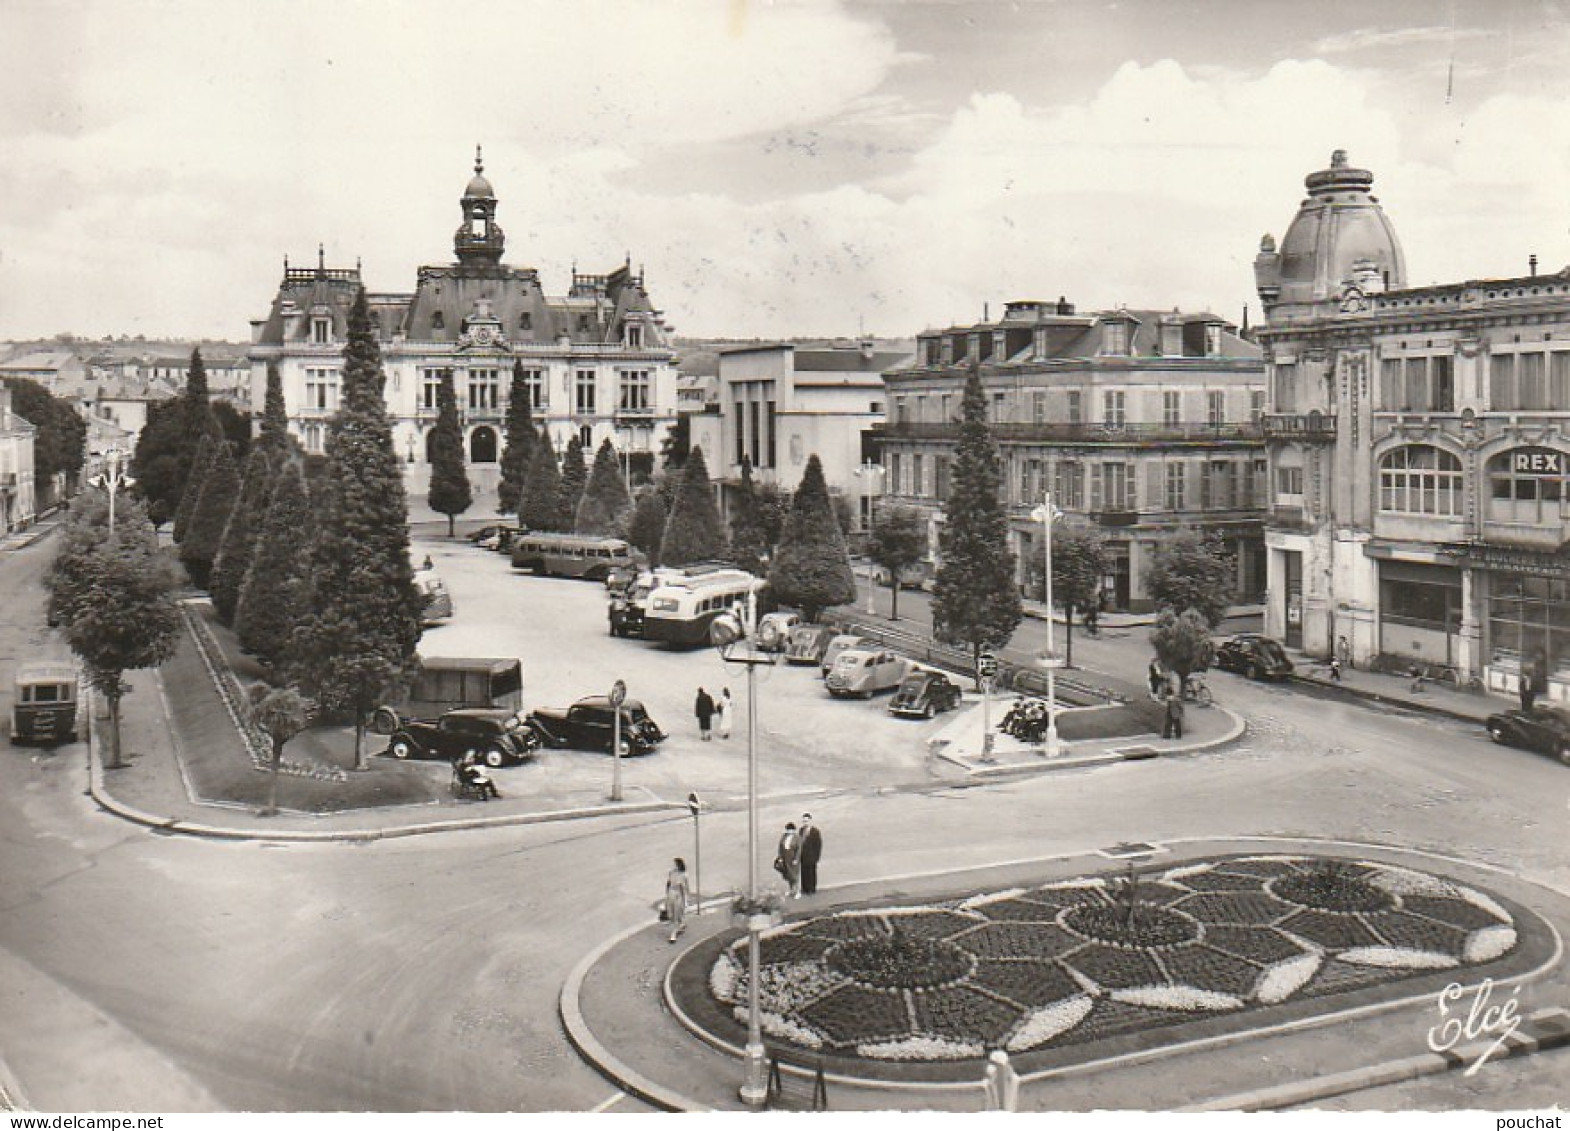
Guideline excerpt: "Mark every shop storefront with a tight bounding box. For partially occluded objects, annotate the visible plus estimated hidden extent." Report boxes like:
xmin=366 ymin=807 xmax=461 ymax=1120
xmin=1452 ymin=545 xmax=1570 ymax=704
xmin=1376 ymin=559 xmax=1463 ymax=668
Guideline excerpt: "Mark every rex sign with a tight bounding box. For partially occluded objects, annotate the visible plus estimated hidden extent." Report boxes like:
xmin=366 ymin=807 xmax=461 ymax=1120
xmin=1510 ymin=447 xmax=1564 ymax=477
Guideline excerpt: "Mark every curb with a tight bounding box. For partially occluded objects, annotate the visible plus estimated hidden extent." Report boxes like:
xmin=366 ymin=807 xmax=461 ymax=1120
xmin=1179 ymin=1006 xmax=1570 ymax=1112
xmin=947 ymin=705 xmax=1247 ymax=778
xmin=1289 ymin=673 xmax=1494 ymax=726
xmin=559 ymin=918 xmax=713 ymax=1114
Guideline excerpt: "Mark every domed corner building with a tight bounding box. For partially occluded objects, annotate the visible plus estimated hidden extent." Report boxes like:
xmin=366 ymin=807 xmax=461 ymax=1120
xmin=1256 ymin=149 xmax=1570 ymax=700
xmin=246 ymin=147 xmax=677 ymax=499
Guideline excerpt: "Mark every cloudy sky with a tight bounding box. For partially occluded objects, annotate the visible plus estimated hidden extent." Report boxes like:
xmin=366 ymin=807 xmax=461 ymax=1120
xmin=3 ymin=0 xmax=1569 ymax=343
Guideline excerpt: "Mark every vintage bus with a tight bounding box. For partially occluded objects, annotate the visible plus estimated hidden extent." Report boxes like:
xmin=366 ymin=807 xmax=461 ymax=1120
xmin=511 ymin=534 xmax=638 ymax=581
xmin=11 ymin=661 xmax=80 ymax=745
xmin=608 ymin=561 xmax=739 ymax=638
xmin=643 ymin=570 xmax=773 ymax=647
xmin=372 ymin=655 xmax=525 ymax=732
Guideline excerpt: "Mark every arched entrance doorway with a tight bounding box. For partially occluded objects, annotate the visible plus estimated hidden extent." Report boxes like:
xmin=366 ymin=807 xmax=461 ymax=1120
xmin=470 ymin=425 xmax=498 ymax=464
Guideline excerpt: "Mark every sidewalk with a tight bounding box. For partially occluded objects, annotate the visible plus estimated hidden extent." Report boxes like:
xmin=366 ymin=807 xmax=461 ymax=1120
xmin=1282 ymin=647 xmax=1507 ymax=726
xmin=563 ymin=836 xmax=1570 ymax=1113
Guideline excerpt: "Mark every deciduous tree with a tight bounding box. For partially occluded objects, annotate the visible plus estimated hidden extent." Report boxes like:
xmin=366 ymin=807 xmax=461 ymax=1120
xmin=867 ymin=503 xmax=926 ymax=620
xmin=426 ymin=369 xmax=472 ymax=536
xmin=2 ymin=377 xmax=86 ymax=498
xmin=769 ymin=455 xmax=856 ymax=622
xmin=1042 ymin=522 xmax=1109 ymax=667
xmin=1150 ymin=608 xmax=1215 ymax=696
xmin=659 ymin=446 xmax=727 ymax=567
xmin=576 ymin=438 xmax=633 ymax=536
xmin=1146 ymin=530 xmax=1235 ymax=629
xmin=931 ymin=368 xmax=1022 ymax=677
xmin=247 ymin=681 xmax=312 ymax=816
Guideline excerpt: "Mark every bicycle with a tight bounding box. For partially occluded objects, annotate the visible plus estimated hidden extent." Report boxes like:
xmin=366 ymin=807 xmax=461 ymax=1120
xmin=1181 ymin=675 xmax=1214 ymax=707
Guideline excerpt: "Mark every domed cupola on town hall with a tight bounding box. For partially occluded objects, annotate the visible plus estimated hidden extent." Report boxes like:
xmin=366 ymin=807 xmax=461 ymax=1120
xmin=1255 ymin=150 xmax=1406 ymax=319
xmin=454 ymin=146 xmax=505 ymax=267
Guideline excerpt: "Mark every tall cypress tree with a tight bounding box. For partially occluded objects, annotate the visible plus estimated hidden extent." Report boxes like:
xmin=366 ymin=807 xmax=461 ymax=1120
xmin=210 ymin=446 xmax=273 ymax=624
xmin=560 ymin=433 xmax=589 ymax=521
xmin=727 ymin=457 xmax=768 ymax=574
xmin=172 ymin=431 xmax=216 ymax=544
xmin=932 ymin=367 xmax=1022 ymax=672
xmin=180 ymin=439 xmax=240 ymax=590
xmin=769 ymin=454 xmax=856 ymax=621
xmin=257 ymin=359 xmax=293 ymax=468
xmin=659 ymin=445 xmax=726 ymax=567
xmin=521 ymin=437 xmax=567 ymax=531
xmin=236 ymin=457 xmax=312 ymax=672
xmin=627 ymin=486 xmax=667 ymax=564
xmin=427 ymin=369 xmax=472 ymax=537
xmin=575 ymin=438 xmax=633 ymax=535
xmin=291 ymin=289 xmax=423 ymax=770
xmin=497 ymin=360 xmax=537 ymax=517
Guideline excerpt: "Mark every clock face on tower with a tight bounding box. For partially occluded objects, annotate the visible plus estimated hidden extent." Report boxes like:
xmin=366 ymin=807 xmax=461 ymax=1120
xmin=473 ymin=325 xmax=494 ymax=345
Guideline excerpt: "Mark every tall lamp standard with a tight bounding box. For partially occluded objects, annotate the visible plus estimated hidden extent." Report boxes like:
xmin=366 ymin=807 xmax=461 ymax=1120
xmin=90 ymin=448 xmax=135 ymax=534
xmin=852 ymin=462 xmax=886 ymax=614
xmin=1030 ymin=493 xmax=1065 ymax=757
xmin=708 ymin=586 xmax=776 ymax=1108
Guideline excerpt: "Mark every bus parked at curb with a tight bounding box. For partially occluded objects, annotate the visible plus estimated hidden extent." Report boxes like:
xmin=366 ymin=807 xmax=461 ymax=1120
xmin=10 ymin=662 xmax=79 ymax=745
xmin=511 ymin=534 xmax=637 ymax=581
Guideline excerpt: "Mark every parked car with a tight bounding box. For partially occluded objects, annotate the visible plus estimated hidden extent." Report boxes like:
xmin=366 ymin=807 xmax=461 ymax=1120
xmin=826 ymin=648 xmax=912 ymax=698
xmin=1486 ymin=706 xmax=1570 ymax=765
xmin=1214 ymin=634 xmax=1295 ymax=680
xmin=385 ymin=708 xmax=539 ymax=767
xmin=526 ymin=696 xmax=666 ymax=755
xmin=784 ymin=624 xmax=838 ymax=666
xmin=819 ymin=633 xmax=869 ymax=677
xmin=468 ymin=524 xmax=507 ymax=545
xmin=889 ymin=670 xmax=963 ymax=718
xmin=757 ymin=611 xmax=801 ymax=652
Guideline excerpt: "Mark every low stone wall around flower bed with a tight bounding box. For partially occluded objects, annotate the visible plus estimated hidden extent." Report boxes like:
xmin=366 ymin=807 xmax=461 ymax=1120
xmin=666 ymin=853 xmax=1557 ymax=1085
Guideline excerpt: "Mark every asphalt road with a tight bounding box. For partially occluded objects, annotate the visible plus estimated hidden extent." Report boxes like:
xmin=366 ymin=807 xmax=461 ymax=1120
xmin=1 ymin=531 xmax=1566 ymax=1112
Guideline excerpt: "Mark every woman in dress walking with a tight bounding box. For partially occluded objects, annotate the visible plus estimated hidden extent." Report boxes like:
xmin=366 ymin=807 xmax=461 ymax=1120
xmin=716 ymin=688 xmax=733 ymax=739
xmin=775 ymin=822 xmax=802 ymax=898
xmin=664 ymin=857 xmax=691 ymax=943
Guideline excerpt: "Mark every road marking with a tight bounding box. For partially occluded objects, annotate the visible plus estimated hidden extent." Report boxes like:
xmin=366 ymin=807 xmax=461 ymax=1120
xmin=590 ymin=1090 xmax=627 ymax=1113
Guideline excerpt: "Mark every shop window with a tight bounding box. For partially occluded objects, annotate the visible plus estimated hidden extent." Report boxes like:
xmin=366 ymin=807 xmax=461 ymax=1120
xmin=1378 ymin=445 xmax=1462 ymax=516
xmin=1487 ymin=448 xmax=1567 ymax=525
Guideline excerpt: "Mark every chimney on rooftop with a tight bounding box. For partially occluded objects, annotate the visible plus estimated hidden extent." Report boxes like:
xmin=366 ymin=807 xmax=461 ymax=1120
xmin=1056 ymin=295 xmax=1074 ymax=316
xmin=1530 ymin=254 xmax=1539 ymax=277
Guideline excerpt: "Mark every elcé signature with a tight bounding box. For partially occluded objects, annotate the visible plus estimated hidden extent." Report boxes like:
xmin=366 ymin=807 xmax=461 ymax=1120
xmin=1426 ymin=977 xmax=1522 ymax=1076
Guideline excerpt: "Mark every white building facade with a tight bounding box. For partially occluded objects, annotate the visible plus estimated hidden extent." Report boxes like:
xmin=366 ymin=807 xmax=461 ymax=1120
xmin=0 ymin=385 xmax=38 ymax=531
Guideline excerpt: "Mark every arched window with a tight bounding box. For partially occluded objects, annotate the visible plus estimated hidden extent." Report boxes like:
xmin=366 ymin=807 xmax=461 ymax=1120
xmin=469 ymin=426 xmax=498 ymax=464
xmin=579 ymin=424 xmax=593 ymax=450
xmin=1487 ymin=448 xmax=1566 ymax=525
xmin=1378 ymin=445 xmax=1461 ymax=516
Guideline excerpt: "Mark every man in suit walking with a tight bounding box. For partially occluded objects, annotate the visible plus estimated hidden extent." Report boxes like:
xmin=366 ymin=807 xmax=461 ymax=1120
xmin=798 ymin=813 xmax=823 ymax=896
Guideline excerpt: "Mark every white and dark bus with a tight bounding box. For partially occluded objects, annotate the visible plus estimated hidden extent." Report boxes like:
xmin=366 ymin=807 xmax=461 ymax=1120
xmin=643 ymin=569 xmax=773 ymax=646
xmin=510 ymin=534 xmax=638 ymax=581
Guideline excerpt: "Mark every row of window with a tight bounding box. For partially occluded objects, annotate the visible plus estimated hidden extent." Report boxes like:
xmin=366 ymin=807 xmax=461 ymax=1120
xmin=732 ymin=397 xmax=778 ymax=471
xmin=415 ymin=368 xmax=653 ymax=414
xmin=893 ymin=388 xmax=1265 ymax=427
xmin=1274 ymin=348 xmax=1570 ymax=413
xmin=310 ymin=311 xmax=649 ymax=347
xmin=297 ymin=421 xmax=613 ymax=459
xmin=920 ymin=321 xmax=1224 ymax=367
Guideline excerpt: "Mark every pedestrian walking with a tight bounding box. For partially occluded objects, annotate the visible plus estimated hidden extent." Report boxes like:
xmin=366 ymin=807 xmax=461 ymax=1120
xmin=717 ymin=688 xmax=733 ymax=739
xmin=1162 ymin=690 xmax=1185 ymax=740
xmin=775 ymin=822 xmax=801 ymax=897
xmin=695 ymin=687 xmax=715 ymax=740
xmin=1148 ymin=658 xmax=1167 ymax=701
xmin=664 ymin=857 xmax=691 ymax=943
xmin=981 ymin=1049 xmax=1020 ymax=1111
xmin=798 ymin=813 xmax=822 ymax=895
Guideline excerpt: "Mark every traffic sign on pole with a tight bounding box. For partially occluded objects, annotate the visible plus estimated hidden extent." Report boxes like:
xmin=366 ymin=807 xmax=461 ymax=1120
xmin=978 ymin=651 xmax=998 ymax=680
xmin=609 ymin=679 xmax=627 ymax=707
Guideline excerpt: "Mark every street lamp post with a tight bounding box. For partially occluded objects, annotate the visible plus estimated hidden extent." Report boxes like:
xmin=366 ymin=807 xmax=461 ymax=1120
xmin=709 ymin=588 xmax=776 ymax=1108
xmin=853 ymin=462 xmax=886 ymax=615
xmin=90 ymin=448 xmax=135 ymax=534
xmin=1033 ymin=493 xmax=1064 ymax=757
xmin=609 ymin=678 xmax=627 ymax=802
xmin=687 ymin=792 xmax=703 ymax=913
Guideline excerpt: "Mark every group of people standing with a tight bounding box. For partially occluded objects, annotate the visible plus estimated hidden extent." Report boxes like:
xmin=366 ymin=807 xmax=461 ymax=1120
xmin=1148 ymin=659 xmax=1185 ymax=739
xmin=693 ymin=687 xmax=733 ymax=740
xmin=774 ymin=814 xmax=822 ymax=898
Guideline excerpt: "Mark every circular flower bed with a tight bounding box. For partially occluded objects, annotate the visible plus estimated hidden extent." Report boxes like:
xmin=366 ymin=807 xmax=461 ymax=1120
xmin=693 ymin=855 xmax=1523 ymax=1065
xmin=826 ymin=928 xmax=974 ymax=990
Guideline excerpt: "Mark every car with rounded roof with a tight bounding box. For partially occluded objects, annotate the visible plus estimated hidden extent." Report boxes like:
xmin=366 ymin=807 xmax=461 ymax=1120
xmin=1486 ymin=705 xmax=1570 ymax=765
xmin=385 ymin=707 xmax=539 ymax=767
xmin=825 ymin=648 xmax=911 ymax=698
xmin=526 ymin=696 xmax=666 ymax=755
xmin=1214 ymin=633 xmax=1295 ymax=681
xmin=888 ymin=669 xmax=963 ymax=718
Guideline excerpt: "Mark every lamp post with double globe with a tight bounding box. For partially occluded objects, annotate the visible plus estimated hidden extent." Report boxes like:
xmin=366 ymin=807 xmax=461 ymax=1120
xmin=1030 ymin=494 xmax=1065 ymax=757
xmin=89 ymin=448 xmax=135 ymax=534
xmin=708 ymin=586 xmax=776 ymax=1107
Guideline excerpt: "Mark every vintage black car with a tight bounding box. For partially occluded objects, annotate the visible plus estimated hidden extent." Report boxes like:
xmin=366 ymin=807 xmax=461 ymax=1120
xmin=1214 ymin=634 xmax=1295 ymax=680
xmin=526 ymin=696 xmax=666 ymax=755
xmin=385 ymin=708 xmax=539 ymax=767
xmin=1486 ymin=706 xmax=1570 ymax=765
xmin=889 ymin=670 xmax=963 ymax=718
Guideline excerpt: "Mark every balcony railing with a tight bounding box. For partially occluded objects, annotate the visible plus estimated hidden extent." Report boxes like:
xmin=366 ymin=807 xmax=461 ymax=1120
xmin=879 ymin=421 xmax=1263 ymax=443
xmin=1261 ymin=412 xmax=1336 ymax=441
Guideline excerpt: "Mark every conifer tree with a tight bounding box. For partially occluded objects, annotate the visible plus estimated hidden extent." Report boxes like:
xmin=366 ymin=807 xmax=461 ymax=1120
xmin=497 ymin=360 xmax=537 ymax=516
xmin=172 ymin=431 xmax=216 ymax=544
xmin=659 ymin=445 xmax=726 ymax=567
xmin=210 ymin=446 xmax=274 ymax=624
xmin=291 ymin=290 xmax=423 ymax=770
xmin=257 ymin=360 xmax=294 ymax=468
xmin=576 ymin=438 xmax=633 ymax=536
xmin=932 ymin=368 xmax=1022 ymax=674
xmin=627 ymin=487 xmax=667 ymax=564
xmin=427 ymin=369 xmax=472 ymax=536
xmin=520 ymin=437 xmax=570 ymax=532
xmin=180 ymin=439 xmax=240 ymax=590
xmin=560 ymin=433 xmax=589 ymax=520
xmin=235 ymin=457 xmax=313 ymax=672
xmin=726 ymin=457 xmax=768 ymax=574
xmin=769 ymin=455 xmax=856 ymax=621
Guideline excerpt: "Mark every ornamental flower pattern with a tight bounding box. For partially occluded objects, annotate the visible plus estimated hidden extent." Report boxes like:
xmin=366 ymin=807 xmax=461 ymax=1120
xmin=705 ymin=856 xmax=1518 ymax=1062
